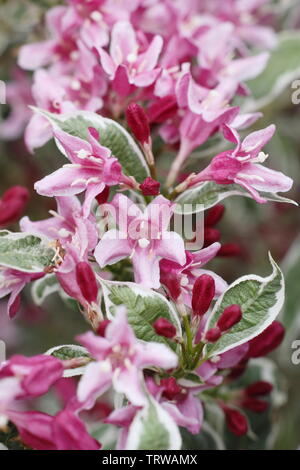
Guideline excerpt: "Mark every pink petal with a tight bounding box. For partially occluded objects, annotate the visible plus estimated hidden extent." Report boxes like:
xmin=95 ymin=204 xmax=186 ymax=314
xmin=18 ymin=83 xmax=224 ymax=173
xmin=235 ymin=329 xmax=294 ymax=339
xmin=18 ymin=41 xmax=56 ymax=70
xmin=77 ymin=361 xmax=112 ymax=408
xmin=156 ymin=232 xmax=186 ymax=266
xmin=113 ymin=367 xmax=146 ymax=407
xmin=94 ymin=230 xmax=131 ymax=267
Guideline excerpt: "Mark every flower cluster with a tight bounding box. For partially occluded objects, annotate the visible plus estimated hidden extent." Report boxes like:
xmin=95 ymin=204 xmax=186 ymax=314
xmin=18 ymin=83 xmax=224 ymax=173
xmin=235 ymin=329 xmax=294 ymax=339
xmin=0 ymin=0 xmax=294 ymax=451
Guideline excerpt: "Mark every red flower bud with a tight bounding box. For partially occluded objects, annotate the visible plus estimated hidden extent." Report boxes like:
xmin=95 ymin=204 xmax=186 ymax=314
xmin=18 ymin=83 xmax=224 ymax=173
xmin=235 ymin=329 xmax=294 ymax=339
xmin=205 ymin=204 xmax=225 ymax=227
xmin=161 ymin=377 xmax=182 ymax=400
xmin=242 ymin=397 xmax=269 ymax=413
xmin=246 ymin=321 xmax=285 ymax=358
xmin=191 ymin=274 xmax=215 ymax=317
xmin=76 ymin=262 xmax=98 ymax=304
xmin=126 ymin=103 xmax=150 ymax=144
xmin=205 ymin=326 xmax=221 ymax=343
xmin=140 ymin=177 xmax=160 ymax=196
xmin=245 ymin=381 xmax=273 ymax=397
xmin=224 ymin=407 xmax=248 ymax=436
xmin=153 ymin=317 xmax=176 ymax=339
xmin=95 ymin=186 xmax=110 ymax=205
xmin=0 ymin=185 xmax=29 ymax=227
xmin=217 ymin=243 xmax=242 ymax=257
xmin=97 ymin=319 xmax=111 ymax=337
xmin=147 ymin=95 xmax=178 ymax=123
xmin=203 ymin=227 xmax=220 ymax=247
xmin=217 ymin=304 xmax=242 ymax=332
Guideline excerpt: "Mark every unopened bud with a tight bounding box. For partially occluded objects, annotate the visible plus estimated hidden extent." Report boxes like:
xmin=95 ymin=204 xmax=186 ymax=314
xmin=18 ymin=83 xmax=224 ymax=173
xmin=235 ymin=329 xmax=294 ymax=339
xmin=205 ymin=326 xmax=221 ymax=343
xmin=153 ymin=317 xmax=176 ymax=339
xmin=0 ymin=185 xmax=30 ymax=227
xmin=147 ymin=95 xmax=178 ymax=123
xmin=97 ymin=319 xmax=110 ymax=337
xmin=217 ymin=243 xmax=242 ymax=257
xmin=242 ymin=397 xmax=269 ymax=413
xmin=203 ymin=227 xmax=220 ymax=247
xmin=161 ymin=377 xmax=181 ymax=400
xmin=223 ymin=407 xmax=248 ymax=436
xmin=76 ymin=262 xmax=98 ymax=304
xmin=192 ymin=274 xmax=215 ymax=317
xmin=217 ymin=305 xmax=242 ymax=332
xmin=95 ymin=186 xmax=110 ymax=205
xmin=245 ymin=381 xmax=273 ymax=397
xmin=205 ymin=204 xmax=225 ymax=227
xmin=246 ymin=321 xmax=285 ymax=358
xmin=140 ymin=177 xmax=160 ymax=196
xmin=126 ymin=103 xmax=150 ymax=144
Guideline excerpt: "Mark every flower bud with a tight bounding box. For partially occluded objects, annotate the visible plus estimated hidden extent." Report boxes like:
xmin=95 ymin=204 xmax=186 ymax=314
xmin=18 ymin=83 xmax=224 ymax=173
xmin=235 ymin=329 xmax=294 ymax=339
xmin=0 ymin=185 xmax=30 ymax=227
xmin=245 ymin=381 xmax=273 ymax=397
xmin=140 ymin=177 xmax=160 ymax=196
xmin=97 ymin=319 xmax=110 ymax=337
xmin=191 ymin=274 xmax=215 ymax=317
xmin=95 ymin=186 xmax=110 ymax=205
xmin=126 ymin=103 xmax=150 ymax=144
xmin=203 ymin=227 xmax=220 ymax=247
xmin=242 ymin=397 xmax=269 ymax=413
xmin=76 ymin=262 xmax=98 ymax=304
xmin=153 ymin=317 xmax=176 ymax=339
xmin=224 ymin=407 xmax=248 ymax=436
xmin=205 ymin=204 xmax=225 ymax=227
xmin=217 ymin=243 xmax=242 ymax=257
xmin=217 ymin=304 xmax=242 ymax=332
xmin=161 ymin=377 xmax=181 ymax=400
xmin=205 ymin=326 xmax=221 ymax=343
xmin=246 ymin=321 xmax=285 ymax=358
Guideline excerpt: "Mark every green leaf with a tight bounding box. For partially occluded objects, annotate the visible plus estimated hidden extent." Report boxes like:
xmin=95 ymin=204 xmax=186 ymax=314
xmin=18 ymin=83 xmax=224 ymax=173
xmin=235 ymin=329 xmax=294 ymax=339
xmin=244 ymin=32 xmax=300 ymax=111
xmin=174 ymin=181 xmax=297 ymax=214
xmin=46 ymin=344 xmax=91 ymax=377
xmin=0 ymin=231 xmax=55 ymax=272
xmin=31 ymin=273 xmax=60 ymax=305
xmin=126 ymin=396 xmax=181 ymax=450
xmin=33 ymin=108 xmax=150 ymax=183
xmin=204 ymin=254 xmax=284 ymax=357
xmin=99 ymin=279 xmax=181 ymax=351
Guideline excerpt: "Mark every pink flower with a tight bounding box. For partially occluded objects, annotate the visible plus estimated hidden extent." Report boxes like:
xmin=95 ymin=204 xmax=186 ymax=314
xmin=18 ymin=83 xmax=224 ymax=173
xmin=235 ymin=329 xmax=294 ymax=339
xmin=20 ymin=195 xmax=98 ymax=251
xmin=34 ymin=127 xmax=127 ymax=217
xmin=95 ymin=194 xmax=186 ymax=288
xmin=98 ymin=20 xmax=163 ymax=95
xmin=7 ymin=409 xmax=100 ymax=450
xmin=0 ymin=269 xmax=44 ymax=318
xmin=188 ymin=124 xmax=293 ymax=203
xmin=160 ymin=242 xmax=227 ymax=305
xmin=77 ymin=308 xmax=178 ymax=407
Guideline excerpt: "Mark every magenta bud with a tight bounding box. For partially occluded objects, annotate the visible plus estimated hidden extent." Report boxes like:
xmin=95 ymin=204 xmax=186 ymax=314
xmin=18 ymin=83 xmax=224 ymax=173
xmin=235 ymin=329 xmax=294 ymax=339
xmin=245 ymin=381 xmax=273 ymax=397
xmin=97 ymin=319 xmax=111 ymax=337
xmin=203 ymin=227 xmax=220 ymax=247
xmin=95 ymin=185 xmax=110 ymax=205
xmin=217 ymin=304 xmax=242 ymax=332
xmin=0 ymin=185 xmax=30 ymax=227
xmin=153 ymin=317 xmax=176 ymax=339
xmin=246 ymin=321 xmax=285 ymax=358
xmin=126 ymin=103 xmax=150 ymax=144
xmin=223 ymin=407 xmax=248 ymax=436
xmin=140 ymin=177 xmax=160 ymax=196
xmin=205 ymin=326 xmax=221 ymax=343
xmin=76 ymin=262 xmax=98 ymax=304
xmin=241 ymin=397 xmax=269 ymax=413
xmin=217 ymin=243 xmax=242 ymax=257
xmin=205 ymin=204 xmax=225 ymax=227
xmin=161 ymin=377 xmax=182 ymax=400
xmin=191 ymin=274 xmax=215 ymax=317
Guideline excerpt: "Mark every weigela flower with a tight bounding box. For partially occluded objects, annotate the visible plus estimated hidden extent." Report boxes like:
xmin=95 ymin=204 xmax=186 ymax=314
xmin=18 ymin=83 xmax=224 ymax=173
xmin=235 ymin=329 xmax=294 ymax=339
xmin=77 ymin=309 xmax=178 ymax=407
xmin=95 ymin=194 xmax=186 ymax=288
xmin=188 ymin=125 xmax=293 ymax=202
xmin=34 ymin=127 xmax=128 ymax=217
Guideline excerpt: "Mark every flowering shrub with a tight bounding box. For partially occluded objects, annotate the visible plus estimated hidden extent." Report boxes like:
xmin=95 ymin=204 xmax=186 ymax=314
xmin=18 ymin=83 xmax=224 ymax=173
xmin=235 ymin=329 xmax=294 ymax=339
xmin=0 ymin=0 xmax=298 ymax=450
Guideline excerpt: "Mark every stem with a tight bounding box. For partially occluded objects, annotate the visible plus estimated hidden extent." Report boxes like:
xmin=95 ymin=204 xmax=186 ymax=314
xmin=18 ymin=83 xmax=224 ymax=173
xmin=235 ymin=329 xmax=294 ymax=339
xmin=183 ymin=315 xmax=193 ymax=356
xmin=166 ymin=140 xmax=190 ymax=188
